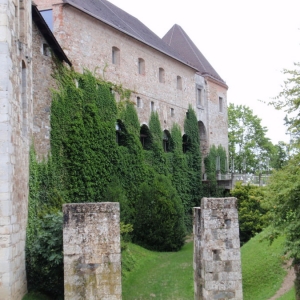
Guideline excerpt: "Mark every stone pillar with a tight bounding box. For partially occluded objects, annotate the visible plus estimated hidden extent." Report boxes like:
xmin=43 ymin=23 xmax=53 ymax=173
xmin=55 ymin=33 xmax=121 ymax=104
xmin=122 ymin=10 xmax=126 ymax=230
xmin=63 ymin=203 xmax=122 ymax=300
xmin=193 ymin=197 xmax=243 ymax=300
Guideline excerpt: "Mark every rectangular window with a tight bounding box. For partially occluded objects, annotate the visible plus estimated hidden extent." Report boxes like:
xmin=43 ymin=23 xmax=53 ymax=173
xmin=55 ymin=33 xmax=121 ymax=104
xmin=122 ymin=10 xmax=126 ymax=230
xmin=170 ymin=108 xmax=174 ymax=117
xmin=112 ymin=47 xmax=120 ymax=65
xmin=138 ymin=58 xmax=145 ymax=75
xmin=137 ymin=97 xmax=141 ymax=108
xmin=219 ymin=97 xmax=223 ymax=113
xmin=197 ymin=88 xmax=202 ymax=106
xmin=151 ymin=101 xmax=154 ymax=112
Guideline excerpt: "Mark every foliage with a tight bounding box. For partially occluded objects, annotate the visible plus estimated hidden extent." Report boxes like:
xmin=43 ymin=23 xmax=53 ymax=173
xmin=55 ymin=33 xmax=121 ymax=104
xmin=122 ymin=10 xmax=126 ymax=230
xmin=231 ymin=182 xmax=268 ymax=244
xmin=133 ymin=174 xmax=186 ymax=251
xmin=228 ymin=103 xmax=274 ymax=173
xmin=270 ymin=141 xmax=289 ymax=170
xmin=270 ymin=62 xmax=300 ymax=150
xmin=183 ymin=106 xmax=202 ymax=209
xmin=26 ymin=212 xmax=64 ymax=299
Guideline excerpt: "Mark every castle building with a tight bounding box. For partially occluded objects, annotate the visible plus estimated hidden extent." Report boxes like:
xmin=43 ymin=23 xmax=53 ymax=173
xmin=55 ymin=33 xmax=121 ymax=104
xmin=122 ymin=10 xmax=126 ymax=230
xmin=0 ymin=0 xmax=228 ymax=298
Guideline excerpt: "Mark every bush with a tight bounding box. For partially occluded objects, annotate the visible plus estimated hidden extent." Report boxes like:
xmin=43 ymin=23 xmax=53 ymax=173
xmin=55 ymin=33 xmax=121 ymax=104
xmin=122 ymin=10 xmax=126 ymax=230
xmin=26 ymin=212 xmax=64 ymax=299
xmin=231 ymin=182 xmax=268 ymax=244
xmin=133 ymin=174 xmax=186 ymax=251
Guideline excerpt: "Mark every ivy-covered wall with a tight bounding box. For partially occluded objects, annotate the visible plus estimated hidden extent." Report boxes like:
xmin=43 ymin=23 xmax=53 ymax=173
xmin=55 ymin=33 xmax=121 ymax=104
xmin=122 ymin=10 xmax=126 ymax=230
xmin=26 ymin=66 xmax=215 ymax=296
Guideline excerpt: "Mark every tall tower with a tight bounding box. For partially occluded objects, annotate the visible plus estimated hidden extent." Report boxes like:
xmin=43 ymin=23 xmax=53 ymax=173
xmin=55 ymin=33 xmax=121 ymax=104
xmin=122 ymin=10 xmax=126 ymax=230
xmin=0 ymin=0 xmax=32 ymax=299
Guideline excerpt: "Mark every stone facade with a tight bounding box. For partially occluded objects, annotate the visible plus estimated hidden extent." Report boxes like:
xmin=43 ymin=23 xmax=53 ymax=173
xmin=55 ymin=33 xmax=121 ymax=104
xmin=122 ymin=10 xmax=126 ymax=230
xmin=0 ymin=0 xmax=32 ymax=299
xmin=193 ymin=198 xmax=243 ymax=300
xmin=33 ymin=0 xmax=229 ymax=159
xmin=63 ymin=202 xmax=121 ymax=300
xmin=0 ymin=1 xmax=231 ymax=298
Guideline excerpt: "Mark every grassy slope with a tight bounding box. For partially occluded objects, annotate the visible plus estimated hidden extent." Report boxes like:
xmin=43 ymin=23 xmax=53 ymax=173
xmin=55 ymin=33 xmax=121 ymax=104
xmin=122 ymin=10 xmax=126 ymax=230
xmin=241 ymin=231 xmax=287 ymax=300
xmin=23 ymin=229 xmax=295 ymax=300
xmin=122 ymin=242 xmax=194 ymax=300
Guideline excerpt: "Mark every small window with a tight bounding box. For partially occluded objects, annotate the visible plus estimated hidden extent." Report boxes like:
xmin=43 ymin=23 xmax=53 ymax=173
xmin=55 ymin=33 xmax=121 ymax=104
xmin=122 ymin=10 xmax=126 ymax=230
xmin=138 ymin=58 xmax=145 ymax=75
xmin=163 ymin=130 xmax=171 ymax=152
xmin=137 ymin=97 xmax=141 ymax=108
xmin=197 ymin=88 xmax=202 ymax=106
xmin=159 ymin=68 xmax=165 ymax=83
xmin=43 ymin=43 xmax=51 ymax=56
xmin=112 ymin=46 xmax=120 ymax=65
xmin=219 ymin=97 xmax=223 ymax=113
xmin=177 ymin=76 xmax=182 ymax=90
xmin=150 ymin=101 xmax=154 ymax=112
xmin=170 ymin=108 xmax=174 ymax=117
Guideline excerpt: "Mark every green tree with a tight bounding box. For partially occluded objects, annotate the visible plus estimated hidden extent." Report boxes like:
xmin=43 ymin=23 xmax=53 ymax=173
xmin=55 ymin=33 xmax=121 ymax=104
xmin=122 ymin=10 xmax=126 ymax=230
xmin=228 ymin=103 xmax=274 ymax=174
xmin=267 ymin=62 xmax=300 ymax=299
xmin=231 ymin=183 xmax=268 ymax=244
xmin=270 ymin=141 xmax=289 ymax=170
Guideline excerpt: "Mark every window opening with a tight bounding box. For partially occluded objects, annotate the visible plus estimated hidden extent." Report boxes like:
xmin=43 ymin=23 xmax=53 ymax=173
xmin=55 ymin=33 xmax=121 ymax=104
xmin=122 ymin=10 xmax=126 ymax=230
xmin=150 ymin=101 xmax=154 ymax=112
xmin=170 ymin=108 xmax=174 ymax=117
xmin=219 ymin=97 xmax=223 ymax=113
xmin=21 ymin=61 xmax=27 ymax=137
xmin=140 ymin=125 xmax=151 ymax=150
xmin=43 ymin=43 xmax=51 ymax=56
xmin=197 ymin=88 xmax=202 ymax=106
xmin=138 ymin=58 xmax=145 ymax=75
xmin=163 ymin=130 xmax=170 ymax=152
xmin=177 ymin=76 xmax=182 ymax=90
xmin=112 ymin=46 xmax=120 ymax=65
xmin=137 ymin=97 xmax=141 ymax=108
xmin=159 ymin=68 xmax=165 ymax=83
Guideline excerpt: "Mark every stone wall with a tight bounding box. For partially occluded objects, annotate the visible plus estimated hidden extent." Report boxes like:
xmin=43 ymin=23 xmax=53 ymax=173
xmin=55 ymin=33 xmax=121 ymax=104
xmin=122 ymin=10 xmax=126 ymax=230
xmin=63 ymin=202 xmax=121 ymax=300
xmin=0 ymin=0 xmax=32 ymax=299
xmin=193 ymin=198 xmax=243 ymax=300
xmin=32 ymin=21 xmax=57 ymax=158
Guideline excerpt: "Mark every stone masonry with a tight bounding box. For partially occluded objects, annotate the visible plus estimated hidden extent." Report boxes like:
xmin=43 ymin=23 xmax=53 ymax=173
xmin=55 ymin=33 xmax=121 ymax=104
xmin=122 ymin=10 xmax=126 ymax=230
xmin=193 ymin=198 xmax=243 ymax=300
xmin=63 ymin=202 xmax=122 ymax=300
xmin=0 ymin=0 xmax=32 ymax=299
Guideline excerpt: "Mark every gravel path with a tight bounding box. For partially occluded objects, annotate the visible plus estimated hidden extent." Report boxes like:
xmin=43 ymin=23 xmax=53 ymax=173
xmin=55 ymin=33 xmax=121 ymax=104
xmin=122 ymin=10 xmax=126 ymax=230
xmin=268 ymin=262 xmax=295 ymax=300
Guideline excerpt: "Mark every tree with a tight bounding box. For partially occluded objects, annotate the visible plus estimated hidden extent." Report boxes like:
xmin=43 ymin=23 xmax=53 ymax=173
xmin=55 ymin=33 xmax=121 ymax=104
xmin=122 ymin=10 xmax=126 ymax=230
xmin=267 ymin=62 xmax=300 ymax=299
xmin=228 ymin=103 xmax=274 ymax=174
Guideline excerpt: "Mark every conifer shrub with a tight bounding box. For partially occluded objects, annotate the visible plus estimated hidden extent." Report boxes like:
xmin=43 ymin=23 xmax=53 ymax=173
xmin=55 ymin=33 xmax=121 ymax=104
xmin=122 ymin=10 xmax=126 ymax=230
xmin=133 ymin=174 xmax=186 ymax=251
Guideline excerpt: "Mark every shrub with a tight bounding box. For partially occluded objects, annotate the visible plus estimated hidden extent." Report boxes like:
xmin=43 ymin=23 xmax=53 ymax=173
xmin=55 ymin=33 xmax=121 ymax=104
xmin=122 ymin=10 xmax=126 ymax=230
xmin=133 ymin=174 xmax=186 ymax=251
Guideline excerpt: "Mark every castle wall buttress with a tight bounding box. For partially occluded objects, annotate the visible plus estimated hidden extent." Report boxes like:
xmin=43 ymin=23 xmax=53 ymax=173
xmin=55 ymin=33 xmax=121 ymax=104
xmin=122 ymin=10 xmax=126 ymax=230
xmin=0 ymin=0 xmax=32 ymax=299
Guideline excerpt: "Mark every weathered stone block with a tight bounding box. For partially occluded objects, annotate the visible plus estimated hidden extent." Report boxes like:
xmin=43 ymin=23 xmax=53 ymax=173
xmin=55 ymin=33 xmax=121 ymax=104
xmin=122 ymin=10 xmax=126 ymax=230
xmin=194 ymin=198 xmax=243 ymax=299
xmin=63 ymin=202 xmax=121 ymax=300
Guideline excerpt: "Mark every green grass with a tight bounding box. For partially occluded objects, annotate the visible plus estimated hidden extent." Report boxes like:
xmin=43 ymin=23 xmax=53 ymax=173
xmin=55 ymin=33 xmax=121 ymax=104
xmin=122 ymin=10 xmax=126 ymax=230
xmin=23 ymin=229 xmax=295 ymax=300
xmin=241 ymin=230 xmax=287 ymax=300
xmin=278 ymin=287 xmax=296 ymax=300
xmin=122 ymin=242 xmax=194 ymax=300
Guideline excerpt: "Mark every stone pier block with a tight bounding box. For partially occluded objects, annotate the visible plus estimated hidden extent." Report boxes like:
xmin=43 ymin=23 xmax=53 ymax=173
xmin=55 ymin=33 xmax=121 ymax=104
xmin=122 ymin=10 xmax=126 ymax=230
xmin=63 ymin=202 xmax=122 ymax=300
xmin=194 ymin=197 xmax=243 ymax=300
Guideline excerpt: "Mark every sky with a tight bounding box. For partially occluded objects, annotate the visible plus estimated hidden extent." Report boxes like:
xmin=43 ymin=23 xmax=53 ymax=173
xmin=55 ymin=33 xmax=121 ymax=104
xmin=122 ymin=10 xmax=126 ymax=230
xmin=108 ymin=0 xmax=300 ymax=144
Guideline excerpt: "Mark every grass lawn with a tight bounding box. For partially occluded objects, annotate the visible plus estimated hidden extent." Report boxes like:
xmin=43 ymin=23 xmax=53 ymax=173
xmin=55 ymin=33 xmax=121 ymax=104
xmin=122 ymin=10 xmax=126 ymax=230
xmin=278 ymin=287 xmax=296 ymax=300
xmin=23 ymin=229 xmax=294 ymax=300
xmin=241 ymin=230 xmax=287 ymax=300
xmin=122 ymin=242 xmax=194 ymax=300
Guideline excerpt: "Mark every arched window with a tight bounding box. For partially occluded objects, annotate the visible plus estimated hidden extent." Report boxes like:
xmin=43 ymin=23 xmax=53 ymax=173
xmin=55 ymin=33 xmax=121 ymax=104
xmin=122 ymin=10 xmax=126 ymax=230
xmin=159 ymin=68 xmax=165 ymax=83
xmin=177 ymin=76 xmax=182 ymax=90
xmin=140 ymin=124 xmax=151 ymax=150
xmin=112 ymin=46 xmax=120 ymax=65
xmin=163 ymin=130 xmax=171 ymax=152
xmin=138 ymin=58 xmax=145 ymax=75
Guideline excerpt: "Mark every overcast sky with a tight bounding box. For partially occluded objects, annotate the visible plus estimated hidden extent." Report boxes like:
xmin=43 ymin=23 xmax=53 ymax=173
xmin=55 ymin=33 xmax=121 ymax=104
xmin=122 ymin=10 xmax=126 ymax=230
xmin=108 ymin=0 xmax=300 ymax=144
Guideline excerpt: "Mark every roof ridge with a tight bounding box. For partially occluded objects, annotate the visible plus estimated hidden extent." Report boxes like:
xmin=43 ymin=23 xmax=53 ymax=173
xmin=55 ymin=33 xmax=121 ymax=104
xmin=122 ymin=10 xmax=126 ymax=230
xmin=177 ymin=26 xmax=207 ymax=73
xmin=99 ymin=0 xmax=146 ymax=43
